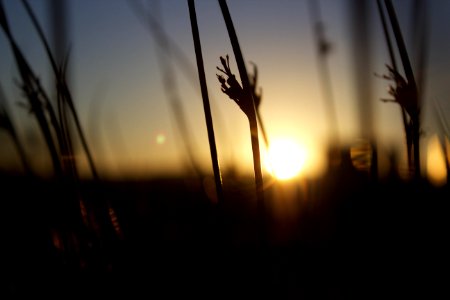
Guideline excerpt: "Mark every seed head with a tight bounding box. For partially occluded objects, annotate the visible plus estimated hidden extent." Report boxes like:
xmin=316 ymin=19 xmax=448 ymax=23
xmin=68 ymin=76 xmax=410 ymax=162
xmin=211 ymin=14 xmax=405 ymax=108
xmin=216 ymin=55 xmax=257 ymax=117
xmin=379 ymin=64 xmax=419 ymax=119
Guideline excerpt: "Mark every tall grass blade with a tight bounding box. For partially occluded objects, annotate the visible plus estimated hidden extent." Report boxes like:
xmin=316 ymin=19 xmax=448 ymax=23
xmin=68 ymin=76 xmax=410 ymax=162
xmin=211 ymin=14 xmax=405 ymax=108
xmin=0 ymin=0 xmax=63 ymax=176
xmin=383 ymin=0 xmax=421 ymax=179
xmin=188 ymin=0 xmax=224 ymax=204
xmin=22 ymin=0 xmax=99 ymax=179
xmin=376 ymin=0 xmax=412 ymax=173
xmin=127 ymin=0 xmax=236 ymax=176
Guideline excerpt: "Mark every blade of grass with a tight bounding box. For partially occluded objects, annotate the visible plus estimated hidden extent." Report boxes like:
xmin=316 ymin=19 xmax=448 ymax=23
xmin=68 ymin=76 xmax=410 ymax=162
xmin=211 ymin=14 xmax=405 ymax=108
xmin=0 ymin=0 xmax=62 ymax=176
xmin=384 ymin=0 xmax=421 ymax=179
xmin=23 ymin=1 xmax=124 ymax=254
xmin=21 ymin=0 xmax=79 ymax=178
xmin=127 ymin=0 xmax=237 ymax=173
xmin=376 ymin=0 xmax=412 ymax=172
xmin=21 ymin=0 xmax=99 ymax=179
xmin=188 ymin=0 xmax=224 ymax=204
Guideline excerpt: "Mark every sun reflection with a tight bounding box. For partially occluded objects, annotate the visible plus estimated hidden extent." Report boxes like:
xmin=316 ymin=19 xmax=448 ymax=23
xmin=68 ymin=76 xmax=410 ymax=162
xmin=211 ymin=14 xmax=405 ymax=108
xmin=264 ymin=138 xmax=307 ymax=180
xmin=427 ymin=135 xmax=448 ymax=186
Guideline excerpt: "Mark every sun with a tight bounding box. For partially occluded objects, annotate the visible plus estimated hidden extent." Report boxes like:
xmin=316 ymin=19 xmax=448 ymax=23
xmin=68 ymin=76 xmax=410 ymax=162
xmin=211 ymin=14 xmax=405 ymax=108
xmin=264 ymin=138 xmax=307 ymax=180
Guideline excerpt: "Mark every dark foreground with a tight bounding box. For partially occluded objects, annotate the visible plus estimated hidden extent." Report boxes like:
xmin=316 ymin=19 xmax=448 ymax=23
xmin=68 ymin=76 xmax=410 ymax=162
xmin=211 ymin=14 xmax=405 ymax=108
xmin=2 ymin=170 xmax=448 ymax=299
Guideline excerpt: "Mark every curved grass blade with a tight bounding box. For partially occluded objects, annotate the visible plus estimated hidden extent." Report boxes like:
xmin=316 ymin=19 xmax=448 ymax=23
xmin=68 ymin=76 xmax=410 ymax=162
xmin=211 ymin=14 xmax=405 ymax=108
xmin=21 ymin=0 xmax=99 ymax=179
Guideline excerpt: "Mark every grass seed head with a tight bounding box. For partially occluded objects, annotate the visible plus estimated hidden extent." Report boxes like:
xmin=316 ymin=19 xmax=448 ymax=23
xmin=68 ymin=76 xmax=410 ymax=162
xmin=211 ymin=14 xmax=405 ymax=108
xmin=380 ymin=64 xmax=419 ymax=119
xmin=216 ymin=55 xmax=257 ymax=117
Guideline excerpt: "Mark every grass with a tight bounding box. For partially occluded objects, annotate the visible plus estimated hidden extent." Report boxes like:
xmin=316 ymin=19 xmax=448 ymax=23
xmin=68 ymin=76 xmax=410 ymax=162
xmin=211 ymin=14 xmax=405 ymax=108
xmin=379 ymin=0 xmax=421 ymax=179
xmin=188 ymin=0 xmax=224 ymax=203
xmin=218 ymin=0 xmax=264 ymax=207
xmin=1 ymin=0 xmax=122 ymax=276
xmin=0 ymin=0 xmax=63 ymax=176
xmin=0 ymin=0 xmax=449 ymax=298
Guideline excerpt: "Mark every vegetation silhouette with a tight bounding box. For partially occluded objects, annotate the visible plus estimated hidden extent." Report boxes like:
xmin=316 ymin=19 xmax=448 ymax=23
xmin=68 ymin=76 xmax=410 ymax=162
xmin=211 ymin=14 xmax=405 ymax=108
xmin=0 ymin=0 xmax=448 ymax=299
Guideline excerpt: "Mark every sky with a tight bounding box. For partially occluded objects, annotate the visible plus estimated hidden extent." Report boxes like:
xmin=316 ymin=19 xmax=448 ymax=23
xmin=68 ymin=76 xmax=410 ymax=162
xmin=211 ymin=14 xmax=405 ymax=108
xmin=0 ymin=0 xmax=449 ymax=181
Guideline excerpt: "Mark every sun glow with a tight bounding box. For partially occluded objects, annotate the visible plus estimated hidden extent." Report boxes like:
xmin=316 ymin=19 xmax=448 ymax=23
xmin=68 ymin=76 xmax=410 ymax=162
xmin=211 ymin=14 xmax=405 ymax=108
xmin=265 ymin=138 xmax=308 ymax=180
xmin=427 ymin=135 xmax=448 ymax=186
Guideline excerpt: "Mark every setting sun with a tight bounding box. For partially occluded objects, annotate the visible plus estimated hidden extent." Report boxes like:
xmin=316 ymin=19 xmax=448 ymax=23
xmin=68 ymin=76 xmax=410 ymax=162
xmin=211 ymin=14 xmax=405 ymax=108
xmin=265 ymin=138 xmax=308 ymax=180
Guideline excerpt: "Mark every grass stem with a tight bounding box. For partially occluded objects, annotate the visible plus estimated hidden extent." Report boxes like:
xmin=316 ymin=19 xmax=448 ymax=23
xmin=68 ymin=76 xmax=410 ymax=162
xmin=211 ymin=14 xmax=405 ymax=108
xmin=188 ymin=0 xmax=224 ymax=204
xmin=218 ymin=0 xmax=264 ymax=204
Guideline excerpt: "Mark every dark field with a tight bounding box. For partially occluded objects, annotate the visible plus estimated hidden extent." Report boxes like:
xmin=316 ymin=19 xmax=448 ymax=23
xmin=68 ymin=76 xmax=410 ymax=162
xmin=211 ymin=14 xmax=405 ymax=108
xmin=3 ymin=167 xmax=448 ymax=299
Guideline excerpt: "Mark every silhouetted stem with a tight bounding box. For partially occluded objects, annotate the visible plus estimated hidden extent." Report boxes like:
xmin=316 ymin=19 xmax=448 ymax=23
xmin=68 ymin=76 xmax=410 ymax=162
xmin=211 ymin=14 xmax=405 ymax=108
xmin=218 ymin=0 xmax=264 ymax=204
xmin=22 ymin=0 xmax=99 ymax=179
xmin=384 ymin=0 xmax=420 ymax=178
xmin=128 ymin=0 xmax=235 ymax=171
xmin=376 ymin=0 xmax=397 ymax=71
xmin=384 ymin=0 xmax=417 ymax=90
xmin=376 ymin=0 xmax=413 ymax=172
xmin=0 ymin=2 xmax=62 ymax=175
xmin=188 ymin=0 xmax=224 ymax=204
xmin=12 ymin=44 xmax=63 ymax=177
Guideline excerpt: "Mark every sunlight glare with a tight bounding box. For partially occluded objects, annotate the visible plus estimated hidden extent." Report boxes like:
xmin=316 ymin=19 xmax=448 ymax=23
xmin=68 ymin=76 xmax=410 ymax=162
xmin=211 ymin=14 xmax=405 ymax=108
xmin=427 ymin=135 xmax=447 ymax=186
xmin=265 ymin=138 xmax=307 ymax=180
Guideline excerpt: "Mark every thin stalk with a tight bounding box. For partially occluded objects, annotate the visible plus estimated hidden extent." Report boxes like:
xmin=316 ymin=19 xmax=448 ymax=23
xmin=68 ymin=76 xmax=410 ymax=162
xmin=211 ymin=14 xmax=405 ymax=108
xmin=384 ymin=0 xmax=417 ymax=89
xmin=127 ymin=0 xmax=236 ymax=172
xmin=188 ymin=0 xmax=224 ymax=204
xmin=384 ymin=0 xmax=420 ymax=178
xmin=20 ymin=1 xmax=65 ymax=148
xmin=22 ymin=0 xmax=99 ymax=179
xmin=22 ymin=2 xmax=118 ymax=253
xmin=21 ymin=0 xmax=78 ymax=178
xmin=0 ymin=3 xmax=63 ymax=176
xmin=218 ymin=0 xmax=264 ymax=204
xmin=376 ymin=0 xmax=412 ymax=172
xmin=377 ymin=0 xmax=397 ymax=72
